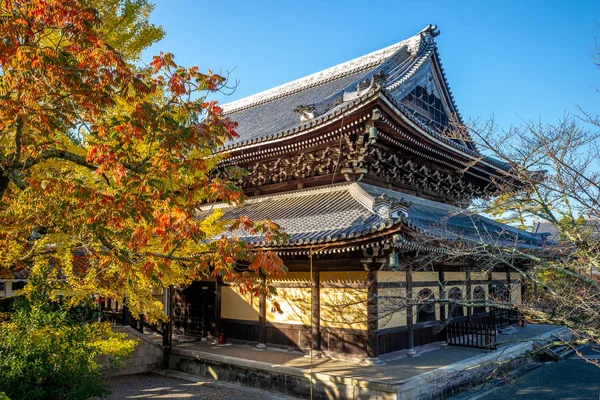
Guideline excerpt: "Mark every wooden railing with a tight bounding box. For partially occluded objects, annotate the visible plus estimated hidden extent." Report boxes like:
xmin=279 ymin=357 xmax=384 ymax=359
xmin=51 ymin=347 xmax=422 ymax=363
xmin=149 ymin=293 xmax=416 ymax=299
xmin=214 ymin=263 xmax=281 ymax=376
xmin=446 ymin=322 xmax=497 ymax=350
xmin=101 ymin=307 xmax=165 ymax=342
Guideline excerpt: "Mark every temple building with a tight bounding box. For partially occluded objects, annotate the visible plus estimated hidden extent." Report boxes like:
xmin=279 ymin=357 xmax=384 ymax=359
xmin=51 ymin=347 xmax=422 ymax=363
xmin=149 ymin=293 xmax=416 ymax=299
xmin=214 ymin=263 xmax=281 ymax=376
xmin=171 ymin=25 xmax=548 ymax=360
xmin=0 ymin=25 xmax=548 ymax=360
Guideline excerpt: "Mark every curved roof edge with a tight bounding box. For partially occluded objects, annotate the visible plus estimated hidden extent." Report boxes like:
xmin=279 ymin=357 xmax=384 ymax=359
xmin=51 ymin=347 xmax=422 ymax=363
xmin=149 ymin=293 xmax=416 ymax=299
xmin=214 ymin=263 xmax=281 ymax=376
xmin=220 ymin=25 xmax=438 ymax=115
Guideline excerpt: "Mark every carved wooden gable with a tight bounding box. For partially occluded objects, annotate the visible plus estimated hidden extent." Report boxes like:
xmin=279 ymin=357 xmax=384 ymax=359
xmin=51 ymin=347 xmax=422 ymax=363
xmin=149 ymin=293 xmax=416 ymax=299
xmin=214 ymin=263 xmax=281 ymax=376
xmin=391 ymin=60 xmax=457 ymax=135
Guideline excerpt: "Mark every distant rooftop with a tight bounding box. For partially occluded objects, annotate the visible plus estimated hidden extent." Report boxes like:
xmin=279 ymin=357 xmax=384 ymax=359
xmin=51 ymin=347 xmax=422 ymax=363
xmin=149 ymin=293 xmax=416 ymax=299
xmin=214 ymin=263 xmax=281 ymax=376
xmin=534 ymin=219 xmax=600 ymax=241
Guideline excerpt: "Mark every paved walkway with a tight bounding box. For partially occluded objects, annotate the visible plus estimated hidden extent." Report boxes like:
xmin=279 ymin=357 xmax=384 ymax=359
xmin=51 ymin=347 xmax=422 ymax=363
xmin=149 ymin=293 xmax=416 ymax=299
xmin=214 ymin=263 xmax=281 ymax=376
xmin=104 ymin=371 xmax=295 ymax=400
xmin=173 ymin=324 xmax=558 ymax=384
xmin=452 ymin=345 xmax=600 ymax=400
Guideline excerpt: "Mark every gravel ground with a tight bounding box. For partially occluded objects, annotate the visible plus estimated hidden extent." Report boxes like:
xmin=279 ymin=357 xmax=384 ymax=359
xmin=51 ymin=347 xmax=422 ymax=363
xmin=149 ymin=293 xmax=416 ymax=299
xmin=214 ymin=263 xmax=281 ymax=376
xmin=104 ymin=373 xmax=267 ymax=400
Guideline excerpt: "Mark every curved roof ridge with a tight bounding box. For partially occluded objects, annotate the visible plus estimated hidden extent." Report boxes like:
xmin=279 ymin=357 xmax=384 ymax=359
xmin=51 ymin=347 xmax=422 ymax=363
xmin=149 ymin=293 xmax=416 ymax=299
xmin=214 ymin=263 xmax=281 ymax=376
xmin=347 ymin=182 xmax=376 ymax=212
xmin=199 ymin=181 xmax=355 ymax=210
xmin=220 ymin=28 xmax=433 ymax=114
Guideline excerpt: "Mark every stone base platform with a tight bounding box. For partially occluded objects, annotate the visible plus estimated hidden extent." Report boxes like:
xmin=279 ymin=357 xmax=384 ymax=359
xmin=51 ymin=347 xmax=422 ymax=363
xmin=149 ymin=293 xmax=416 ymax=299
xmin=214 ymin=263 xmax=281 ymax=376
xmin=169 ymin=324 xmax=566 ymax=399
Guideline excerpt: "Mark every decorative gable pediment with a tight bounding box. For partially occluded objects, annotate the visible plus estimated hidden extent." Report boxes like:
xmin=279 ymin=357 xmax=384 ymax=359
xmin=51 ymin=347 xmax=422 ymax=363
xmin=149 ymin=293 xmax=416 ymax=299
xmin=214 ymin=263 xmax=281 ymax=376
xmin=393 ymin=61 xmax=457 ymax=133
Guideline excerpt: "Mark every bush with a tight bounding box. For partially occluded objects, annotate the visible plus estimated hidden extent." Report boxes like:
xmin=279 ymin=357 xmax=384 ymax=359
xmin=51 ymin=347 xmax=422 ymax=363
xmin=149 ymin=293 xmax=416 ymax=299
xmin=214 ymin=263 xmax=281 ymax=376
xmin=0 ymin=298 xmax=136 ymax=400
xmin=0 ymin=296 xmax=19 ymax=313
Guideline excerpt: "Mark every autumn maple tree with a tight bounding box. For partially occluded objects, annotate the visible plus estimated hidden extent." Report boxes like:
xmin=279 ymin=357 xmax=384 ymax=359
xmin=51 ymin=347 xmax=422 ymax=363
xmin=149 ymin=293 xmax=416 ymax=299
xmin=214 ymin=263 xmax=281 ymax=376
xmin=0 ymin=0 xmax=286 ymax=321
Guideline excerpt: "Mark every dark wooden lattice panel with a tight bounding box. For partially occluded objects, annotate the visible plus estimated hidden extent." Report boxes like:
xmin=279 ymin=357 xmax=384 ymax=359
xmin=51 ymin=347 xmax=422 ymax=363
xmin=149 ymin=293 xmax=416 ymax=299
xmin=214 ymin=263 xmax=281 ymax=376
xmin=403 ymin=85 xmax=450 ymax=132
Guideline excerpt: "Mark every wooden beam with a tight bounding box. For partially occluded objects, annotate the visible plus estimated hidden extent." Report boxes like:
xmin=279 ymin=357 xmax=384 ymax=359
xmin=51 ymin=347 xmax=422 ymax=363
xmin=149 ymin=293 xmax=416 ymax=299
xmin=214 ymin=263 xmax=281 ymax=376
xmin=406 ymin=263 xmax=416 ymax=356
xmin=215 ymin=277 xmax=222 ymax=337
xmin=366 ymin=267 xmax=378 ymax=359
xmin=311 ymin=261 xmax=321 ymax=355
xmin=257 ymin=273 xmax=267 ymax=349
xmin=466 ymin=269 xmax=472 ymax=324
xmin=284 ymin=258 xmax=365 ymax=270
xmin=163 ymin=285 xmax=174 ymax=368
xmin=506 ymin=270 xmax=511 ymax=301
xmin=488 ymin=270 xmax=495 ymax=326
xmin=439 ymin=264 xmax=446 ymax=323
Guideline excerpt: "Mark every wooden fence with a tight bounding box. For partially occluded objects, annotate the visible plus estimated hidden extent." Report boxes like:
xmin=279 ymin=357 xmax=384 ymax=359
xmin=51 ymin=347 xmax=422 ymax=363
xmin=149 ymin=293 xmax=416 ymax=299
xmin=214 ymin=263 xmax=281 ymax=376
xmin=445 ymin=322 xmax=497 ymax=350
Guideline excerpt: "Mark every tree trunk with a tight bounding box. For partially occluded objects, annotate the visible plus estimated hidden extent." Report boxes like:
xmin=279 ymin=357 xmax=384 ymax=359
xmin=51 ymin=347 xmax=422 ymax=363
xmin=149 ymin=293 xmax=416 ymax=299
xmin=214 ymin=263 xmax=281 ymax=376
xmin=0 ymin=174 xmax=9 ymax=199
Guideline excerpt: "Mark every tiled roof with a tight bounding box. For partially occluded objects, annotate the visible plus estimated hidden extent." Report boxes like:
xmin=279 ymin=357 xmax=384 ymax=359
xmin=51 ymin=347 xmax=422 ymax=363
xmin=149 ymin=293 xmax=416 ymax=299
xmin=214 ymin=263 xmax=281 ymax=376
xmin=219 ymin=26 xmax=442 ymax=151
xmin=380 ymin=96 xmax=511 ymax=171
xmin=200 ymin=183 xmax=400 ymax=247
xmin=217 ymin=25 xmax=514 ymax=174
xmin=221 ymin=30 xmax=423 ymax=114
xmin=222 ymin=69 xmax=370 ymax=146
xmin=534 ymin=219 xmax=600 ymax=242
xmin=200 ymin=183 xmax=548 ymax=249
xmin=360 ymin=185 xmax=548 ymax=249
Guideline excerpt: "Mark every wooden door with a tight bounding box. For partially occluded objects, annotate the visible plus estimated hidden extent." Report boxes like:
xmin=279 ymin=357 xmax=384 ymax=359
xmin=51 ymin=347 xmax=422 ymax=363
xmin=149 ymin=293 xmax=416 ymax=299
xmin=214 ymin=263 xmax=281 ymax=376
xmin=173 ymin=281 xmax=217 ymax=337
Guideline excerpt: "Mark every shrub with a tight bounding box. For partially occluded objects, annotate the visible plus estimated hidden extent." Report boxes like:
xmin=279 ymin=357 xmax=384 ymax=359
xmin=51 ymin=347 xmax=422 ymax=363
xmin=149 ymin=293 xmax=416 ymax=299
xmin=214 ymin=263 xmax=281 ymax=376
xmin=0 ymin=298 xmax=136 ymax=400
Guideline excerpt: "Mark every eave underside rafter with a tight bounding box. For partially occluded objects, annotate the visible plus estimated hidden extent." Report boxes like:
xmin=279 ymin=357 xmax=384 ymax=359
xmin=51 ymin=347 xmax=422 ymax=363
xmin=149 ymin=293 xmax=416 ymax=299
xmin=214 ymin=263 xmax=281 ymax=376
xmin=215 ymin=97 xmax=513 ymax=204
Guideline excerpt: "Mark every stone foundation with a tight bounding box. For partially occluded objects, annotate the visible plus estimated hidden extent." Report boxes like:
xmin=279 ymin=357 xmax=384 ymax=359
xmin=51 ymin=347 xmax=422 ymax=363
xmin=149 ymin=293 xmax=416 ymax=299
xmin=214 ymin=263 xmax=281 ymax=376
xmin=99 ymin=326 xmax=164 ymax=376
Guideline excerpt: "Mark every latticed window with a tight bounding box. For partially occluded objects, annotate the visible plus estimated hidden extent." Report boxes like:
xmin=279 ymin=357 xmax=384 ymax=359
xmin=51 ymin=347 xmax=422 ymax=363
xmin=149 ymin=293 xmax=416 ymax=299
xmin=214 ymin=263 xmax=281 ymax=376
xmin=403 ymin=85 xmax=450 ymax=131
xmin=448 ymin=287 xmax=464 ymax=318
xmin=489 ymin=282 xmax=510 ymax=303
xmin=473 ymin=286 xmax=486 ymax=314
xmin=417 ymin=288 xmax=436 ymax=323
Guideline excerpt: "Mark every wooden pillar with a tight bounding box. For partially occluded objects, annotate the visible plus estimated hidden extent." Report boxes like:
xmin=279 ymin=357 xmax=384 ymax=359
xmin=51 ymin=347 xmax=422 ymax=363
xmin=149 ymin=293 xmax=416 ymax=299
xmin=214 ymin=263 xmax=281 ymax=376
xmin=215 ymin=277 xmax=222 ymax=337
xmin=201 ymin=286 xmax=208 ymax=339
xmin=439 ymin=265 xmax=447 ymax=346
xmin=438 ymin=265 xmax=446 ymax=323
xmin=406 ymin=263 xmax=416 ymax=357
xmin=488 ymin=270 xmax=496 ymax=327
xmin=532 ymin=262 xmax=539 ymax=305
xmin=123 ymin=298 xmax=131 ymax=325
xmin=366 ymin=267 xmax=378 ymax=359
xmin=361 ymin=254 xmax=384 ymax=363
xmin=506 ymin=270 xmax=512 ymax=303
xmin=506 ymin=270 xmax=513 ymax=325
xmin=311 ymin=261 xmax=321 ymax=356
xmin=163 ymin=285 xmax=174 ymax=368
xmin=532 ymin=261 xmax=539 ymax=305
xmin=466 ymin=269 xmax=472 ymax=323
xmin=257 ymin=273 xmax=267 ymax=349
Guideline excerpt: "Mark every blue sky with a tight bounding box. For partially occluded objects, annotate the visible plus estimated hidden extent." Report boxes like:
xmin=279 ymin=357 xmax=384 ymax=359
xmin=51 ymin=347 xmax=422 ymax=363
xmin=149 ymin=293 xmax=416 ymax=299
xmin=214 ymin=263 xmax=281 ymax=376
xmin=143 ymin=0 xmax=599 ymax=129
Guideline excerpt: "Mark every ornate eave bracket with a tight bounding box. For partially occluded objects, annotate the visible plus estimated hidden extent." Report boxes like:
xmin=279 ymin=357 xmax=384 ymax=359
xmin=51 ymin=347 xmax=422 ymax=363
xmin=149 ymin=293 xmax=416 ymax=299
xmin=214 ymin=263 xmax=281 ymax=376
xmin=361 ymin=245 xmax=390 ymax=271
xmin=342 ymin=109 xmax=381 ymax=183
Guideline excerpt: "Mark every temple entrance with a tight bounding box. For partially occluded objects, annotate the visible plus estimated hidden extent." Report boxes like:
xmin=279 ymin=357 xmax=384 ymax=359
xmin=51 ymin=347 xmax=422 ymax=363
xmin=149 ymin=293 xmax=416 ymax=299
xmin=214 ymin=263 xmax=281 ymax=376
xmin=173 ymin=281 xmax=217 ymax=338
xmin=489 ymin=281 xmax=512 ymax=329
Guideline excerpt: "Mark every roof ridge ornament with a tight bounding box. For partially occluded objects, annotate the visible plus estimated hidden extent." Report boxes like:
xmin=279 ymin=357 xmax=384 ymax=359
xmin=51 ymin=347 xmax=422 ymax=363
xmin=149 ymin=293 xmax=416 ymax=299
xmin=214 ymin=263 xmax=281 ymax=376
xmin=409 ymin=24 xmax=440 ymax=57
xmin=422 ymin=24 xmax=440 ymax=37
xmin=293 ymin=104 xmax=317 ymax=121
xmin=373 ymin=194 xmax=392 ymax=219
xmin=343 ymin=71 xmax=388 ymax=102
xmin=372 ymin=71 xmax=388 ymax=87
xmin=373 ymin=194 xmax=411 ymax=219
